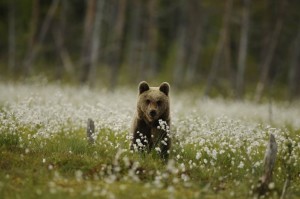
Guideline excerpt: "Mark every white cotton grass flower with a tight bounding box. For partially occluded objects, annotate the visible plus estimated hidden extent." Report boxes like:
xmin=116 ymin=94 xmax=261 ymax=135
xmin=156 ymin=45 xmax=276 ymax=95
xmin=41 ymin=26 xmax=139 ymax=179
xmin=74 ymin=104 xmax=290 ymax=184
xmin=167 ymin=159 xmax=179 ymax=174
xmin=268 ymin=182 xmax=275 ymax=190
xmin=211 ymin=149 xmax=217 ymax=160
xmin=157 ymin=119 xmax=170 ymax=132
xmin=48 ymin=165 xmax=53 ymax=170
xmin=25 ymin=148 xmax=30 ymax=154
xmin=75 ymin=170 xmax=83 ymax=182
xmin=238 ymin=161 xmax=244 ymax=169
xmin=136 ymin=139 xmax=144 ymax=147
xmin=155 ymin=147 xmax=161 ymax=153
xmin=196 ymin=152 xmax=201 ymax=160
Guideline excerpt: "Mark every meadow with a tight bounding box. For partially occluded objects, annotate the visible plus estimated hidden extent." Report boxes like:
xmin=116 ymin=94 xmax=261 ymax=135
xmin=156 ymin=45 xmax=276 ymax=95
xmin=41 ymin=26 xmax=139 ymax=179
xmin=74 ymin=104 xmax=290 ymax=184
xmin=0 ymin=82 xmax=299 ymax=199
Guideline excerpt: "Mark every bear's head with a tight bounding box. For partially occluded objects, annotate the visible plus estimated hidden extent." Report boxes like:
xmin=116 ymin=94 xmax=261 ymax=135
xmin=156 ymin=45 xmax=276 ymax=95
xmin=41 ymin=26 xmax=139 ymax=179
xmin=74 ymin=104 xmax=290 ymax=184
xmin=137 ymin=81 xmax=170 ymax=123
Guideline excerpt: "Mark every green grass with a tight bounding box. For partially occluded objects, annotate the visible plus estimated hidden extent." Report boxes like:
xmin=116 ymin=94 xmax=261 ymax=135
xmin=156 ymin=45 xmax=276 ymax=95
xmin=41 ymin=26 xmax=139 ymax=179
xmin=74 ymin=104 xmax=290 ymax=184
xmin=0 ymin=129 xmax=168 ymax=198
xmin=0 ymin=124 xmax=300 ymax=198
xmin=0 ymin=106 xmax=300 ymax=199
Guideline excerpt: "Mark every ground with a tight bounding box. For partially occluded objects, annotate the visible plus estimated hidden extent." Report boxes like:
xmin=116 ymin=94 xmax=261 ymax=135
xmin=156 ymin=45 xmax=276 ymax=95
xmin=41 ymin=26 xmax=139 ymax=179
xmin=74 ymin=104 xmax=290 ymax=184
xmin=0 ymin=82 xmax=299 ymax=199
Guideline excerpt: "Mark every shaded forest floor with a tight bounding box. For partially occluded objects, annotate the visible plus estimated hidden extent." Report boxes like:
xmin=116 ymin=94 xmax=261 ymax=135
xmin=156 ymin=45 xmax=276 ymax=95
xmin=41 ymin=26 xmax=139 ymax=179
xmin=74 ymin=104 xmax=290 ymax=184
xmin=0 ymin=83 xmax=300 ymax=199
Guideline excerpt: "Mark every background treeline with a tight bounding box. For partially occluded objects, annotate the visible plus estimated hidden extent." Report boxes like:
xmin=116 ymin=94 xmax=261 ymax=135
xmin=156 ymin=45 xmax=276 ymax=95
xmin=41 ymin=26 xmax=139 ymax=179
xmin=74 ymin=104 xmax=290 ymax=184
xmin=1 ymin=0 xmax=300 ymax=101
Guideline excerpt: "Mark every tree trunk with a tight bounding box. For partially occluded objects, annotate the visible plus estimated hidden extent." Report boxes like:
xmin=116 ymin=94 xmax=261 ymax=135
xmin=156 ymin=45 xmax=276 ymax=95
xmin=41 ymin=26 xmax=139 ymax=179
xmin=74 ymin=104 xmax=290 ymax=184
xmin=236 ymin=0 xmax=250 ymax=99
xmin=8 ymin=0 xmax=16 ymax=74
xmin=255 ymin=134 xmax=277 ymax=196
xmin=22 ymin=0 xmax=39 ymax=76
xmin=288 ymin=22 xmax=300 ymax=100
xmin=88 ymin=0 xmax=105 ymax=87
xmin=109 ymin=0 xmax=127 ymax=90
xmin=28 ymin=0 xmax=39 ymax=50
xmin=23 ymin=0 xmax=60 ymax=76
xmin=254 ymin=0 xmax=286 ymax=102
xmin=146 ymin=0 xmax=159 ymax=78
xmin=87 ymin=118 xmax=95 ymax=145
xmin=185 ymin=0 xmax=203 ymax=84
xmin=126 ymin=0 xmax=143 ymax=82
xmin=80 ymin=0 xmax=96 ymax=84
xmin=172 ymin=23 xmax=187 ymax=88
xmin=204 ymin=0 xmax=233 ymax=97
xmin=224 ymin=25 xmax=234 ymax=92
xmin=52 ymin=0 xmax=74 ymax=78
xmin=172 ymin=1 xmax=187 ymax=88
xmin=53 ymin=29 xmax=74 ymax=77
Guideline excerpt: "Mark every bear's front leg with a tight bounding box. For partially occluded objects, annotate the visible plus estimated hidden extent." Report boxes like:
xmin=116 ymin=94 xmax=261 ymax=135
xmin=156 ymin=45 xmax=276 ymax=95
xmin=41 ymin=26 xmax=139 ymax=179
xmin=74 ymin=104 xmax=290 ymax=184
xmin=130 ymin=118 xmax=152 ymax=152
xmin=152 ymin=128 xmax=171 ymax=161
xmin=160 ymin=134 xmax=171 ymax=161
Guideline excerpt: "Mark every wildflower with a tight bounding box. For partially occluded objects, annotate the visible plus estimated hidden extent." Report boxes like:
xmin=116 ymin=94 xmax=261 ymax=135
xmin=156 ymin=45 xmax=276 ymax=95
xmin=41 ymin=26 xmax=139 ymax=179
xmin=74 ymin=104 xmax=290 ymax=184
xmin=161 ymin=140 xmax=167 ymax=146
xmin=155 ymin=147 xmax=161 ymax=153
xmin=75 ymin=170 xmax=83 ymax=182
xmin=212 ymin=149 xmax=217 ymax=160
xmin=238 ymin=161 xmax=244 ymax=169
xmin=136 ymin=139 xmax=144 ymax=147
xmin=196 ymin=152 xmax=201 ymax=160
xmin=268 ymin=182 xmax=275 ymax=190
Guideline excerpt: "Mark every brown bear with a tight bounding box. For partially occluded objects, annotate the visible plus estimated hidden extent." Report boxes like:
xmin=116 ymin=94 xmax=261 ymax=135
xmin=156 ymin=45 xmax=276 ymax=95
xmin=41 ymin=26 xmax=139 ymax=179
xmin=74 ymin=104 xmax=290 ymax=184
xmin=130 ymin=81 xmax=171 ymax=161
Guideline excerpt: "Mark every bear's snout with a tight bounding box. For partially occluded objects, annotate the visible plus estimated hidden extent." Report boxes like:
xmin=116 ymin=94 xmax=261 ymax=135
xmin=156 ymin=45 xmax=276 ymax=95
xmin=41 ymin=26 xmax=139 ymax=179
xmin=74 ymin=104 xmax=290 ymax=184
xmin=150 ymin=110 xmax=157 ymax=118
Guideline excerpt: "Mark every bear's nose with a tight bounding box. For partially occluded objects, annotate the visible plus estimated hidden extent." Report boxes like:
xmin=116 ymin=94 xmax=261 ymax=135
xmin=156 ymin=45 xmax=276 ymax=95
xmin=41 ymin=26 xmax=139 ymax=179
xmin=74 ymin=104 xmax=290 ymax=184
xmin=150 ymin=110 xmax=157 ymax=117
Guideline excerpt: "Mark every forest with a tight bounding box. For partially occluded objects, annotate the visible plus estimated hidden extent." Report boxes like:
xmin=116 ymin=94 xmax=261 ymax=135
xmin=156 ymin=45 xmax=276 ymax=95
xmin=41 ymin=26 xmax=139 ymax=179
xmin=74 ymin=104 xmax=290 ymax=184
xmin=1 ymin=0 xmax=300 ymax=100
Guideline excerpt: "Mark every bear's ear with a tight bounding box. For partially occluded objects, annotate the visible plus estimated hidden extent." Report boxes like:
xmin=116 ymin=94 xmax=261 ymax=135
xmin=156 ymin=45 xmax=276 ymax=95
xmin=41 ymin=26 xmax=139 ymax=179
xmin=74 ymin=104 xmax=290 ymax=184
xmin=159 ymin=82 xmax=170 ymax=96
xmin=138 ymin=81 xmax=150 ymax=94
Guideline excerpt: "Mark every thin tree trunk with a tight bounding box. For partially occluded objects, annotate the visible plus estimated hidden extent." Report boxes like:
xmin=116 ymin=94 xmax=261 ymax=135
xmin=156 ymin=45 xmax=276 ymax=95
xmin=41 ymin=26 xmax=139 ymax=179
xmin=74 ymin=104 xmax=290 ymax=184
xmin=88 ymin=0 xmax=105 ymax=87
xmin=185 ymin=25 xmax=202 ymax=84
xmin=185 ymin=0 xmax=203 ymax=84
xmin=254 ymin=22 xmax=282 ymax=102
xmin=146 ymin=0 xmax=159 ymax=78
xmin=22 ymin=0 xmax=39 ymax=76
xmin=224 ymin=29 xmax=234 ymax=91
xmin=87 ymin=118 xmax=95 ymax=145
xmin=288 ymin=22 xmax=300 ymax=100
xmin=172 ymin=1 xmax=187 ymax=88
xmin=23 ymin=0 xmax=60 ymax=76
xmin=127 ymin=0 xmax=143 ymax=82
xmin=255 ymin=133 xmax=277 ymax=196
xmin=255 ymin=0 xmax=286 ymax=102
xmin=204 ymin=0 xmax=233 ymax=97
xmin=109 ymin=0 xmax=127 ymax=90
xmin=236 ymin=0 xmax=250 ymax=99
xmin=138 ymin=36 xmax=147 ymax=82
xmin=79 ymin=0 xmax=96 ymax=84
xmin=52 ymin=0 xmax=74 ymax=78
xmin=173 ymin=23 xmax=187 ymax=88
xmin=8 ymin=0 xmax=16 ymax=74
xmin=53 ymin=28 xmax=74 ymax=77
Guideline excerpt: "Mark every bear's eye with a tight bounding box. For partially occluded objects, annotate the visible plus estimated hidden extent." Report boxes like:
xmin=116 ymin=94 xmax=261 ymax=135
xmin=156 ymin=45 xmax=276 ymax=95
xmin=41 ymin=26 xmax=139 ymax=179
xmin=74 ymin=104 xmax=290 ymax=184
xmin=146 ymin=99 xmax=150 ymax=104
xmin=157 ymin=100 xmax=162 ymax=106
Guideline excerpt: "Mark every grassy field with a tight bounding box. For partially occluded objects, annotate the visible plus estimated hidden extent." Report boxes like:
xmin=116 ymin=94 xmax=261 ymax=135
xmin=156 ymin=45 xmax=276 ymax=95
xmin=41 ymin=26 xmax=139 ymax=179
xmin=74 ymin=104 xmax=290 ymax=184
xmin=0 ymin=82 xmax=300 ymax=199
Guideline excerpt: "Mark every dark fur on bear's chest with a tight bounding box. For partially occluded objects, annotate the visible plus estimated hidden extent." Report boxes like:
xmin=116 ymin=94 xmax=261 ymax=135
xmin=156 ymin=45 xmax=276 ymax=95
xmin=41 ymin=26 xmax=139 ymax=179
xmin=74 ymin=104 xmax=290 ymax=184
xmin=130 ymin=117 xmax=171 ymax=160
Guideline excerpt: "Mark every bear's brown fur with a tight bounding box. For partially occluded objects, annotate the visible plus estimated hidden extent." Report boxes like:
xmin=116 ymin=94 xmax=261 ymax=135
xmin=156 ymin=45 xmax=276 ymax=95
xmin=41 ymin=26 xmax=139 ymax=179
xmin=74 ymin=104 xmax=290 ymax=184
xmin=130 ymin=81 xmax=171 ymax=160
